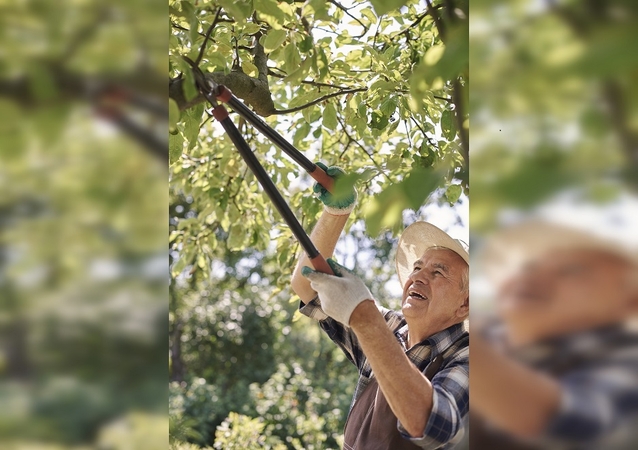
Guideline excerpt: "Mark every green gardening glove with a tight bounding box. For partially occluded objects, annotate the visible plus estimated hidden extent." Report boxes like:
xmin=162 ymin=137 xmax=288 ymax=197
xmin=313 ymin=162 xmax=357 ymax=215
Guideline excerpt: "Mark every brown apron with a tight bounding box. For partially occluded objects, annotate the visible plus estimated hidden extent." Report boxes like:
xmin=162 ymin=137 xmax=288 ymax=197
xmin=342 ymin=344 xmax=458 ymax=450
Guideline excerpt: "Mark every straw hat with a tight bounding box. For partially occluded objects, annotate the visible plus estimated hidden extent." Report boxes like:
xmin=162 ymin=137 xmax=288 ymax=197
xmin=480 ymin=220 xmax=638 ymax=286
xmin=396 ymin=222 xmax=469 ymax=288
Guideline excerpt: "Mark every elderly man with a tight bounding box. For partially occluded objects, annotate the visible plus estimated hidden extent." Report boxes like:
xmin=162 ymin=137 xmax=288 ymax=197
xmin=471 ymin=221 xmax=638 ymax=450
xmin=290 ymin=169 xmax=469 ymax=449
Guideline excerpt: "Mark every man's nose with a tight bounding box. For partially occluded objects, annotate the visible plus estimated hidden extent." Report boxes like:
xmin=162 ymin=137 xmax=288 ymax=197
xmin=409 ymin=268 xmax=430 ymax=284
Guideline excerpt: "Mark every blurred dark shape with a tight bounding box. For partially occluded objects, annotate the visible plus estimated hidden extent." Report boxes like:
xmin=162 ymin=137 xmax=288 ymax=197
xmin=0 ymin=0 xmax=168 ymax=447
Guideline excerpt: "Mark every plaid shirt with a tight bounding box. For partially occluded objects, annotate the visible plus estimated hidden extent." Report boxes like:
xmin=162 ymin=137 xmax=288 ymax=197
xmin=473 ymin=323 xmax=638 ymax=450
xmin=300 ymin=297 xmax=469 ymax=449
xmin=510 ymin=325 xmax=638 ymax=449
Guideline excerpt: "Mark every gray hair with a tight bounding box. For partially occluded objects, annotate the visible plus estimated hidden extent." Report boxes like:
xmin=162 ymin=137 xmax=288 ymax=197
xmin=427 ymin=246 xmax=469 ymax=293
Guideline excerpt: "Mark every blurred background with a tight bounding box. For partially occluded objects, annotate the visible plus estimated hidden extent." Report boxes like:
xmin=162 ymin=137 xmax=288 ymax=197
xmin=0 ymin=0 xmax=167 ymax=448
xmin=470 ymin=0 xmax=638 ymax=448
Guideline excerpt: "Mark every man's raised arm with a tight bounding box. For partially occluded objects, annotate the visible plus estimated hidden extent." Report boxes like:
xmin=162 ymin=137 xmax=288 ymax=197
xmin=290 ymin=163 xmax=356 ymax=304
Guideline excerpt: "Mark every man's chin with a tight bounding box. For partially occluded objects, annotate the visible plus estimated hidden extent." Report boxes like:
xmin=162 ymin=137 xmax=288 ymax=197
xmin=402 ymin=299 xmax=428 ymax=314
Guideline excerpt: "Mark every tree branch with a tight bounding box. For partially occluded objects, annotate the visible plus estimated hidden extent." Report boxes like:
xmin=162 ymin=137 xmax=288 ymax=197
xmin=425 ymin=0 xmax=446 ymax=41
xmin=602 ymin=80 xmax=638 ymax=166
xmin=392 ymin=11 xmax=429 ymax=40
xmin=451 ymin=79 xmax=469 ymax=168
xmin=329 ymin=0 xmax=368 ymax=38
xmin=273 ymin=87 xmax=368 ymax=115
xmin=268 ymin=69 xmax=357 ymax=90
xmin=195 ymin=8 xmax=222 ymax=66
xmin=336 ymin=116 xmax=392 ymax=183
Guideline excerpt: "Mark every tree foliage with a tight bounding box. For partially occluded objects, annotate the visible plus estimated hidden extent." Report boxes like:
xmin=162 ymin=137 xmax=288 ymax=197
xmin=169 ymin=0 xmax=469 ymax=268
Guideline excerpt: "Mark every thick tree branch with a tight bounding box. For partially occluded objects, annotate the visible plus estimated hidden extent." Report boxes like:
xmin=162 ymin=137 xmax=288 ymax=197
xmin=425 ymin=0 xmax=446 ymax=41
xmin=602 ymin=80 xmax=638 ymax=166
xmin=170 ymin=70 xmax=276 ymax=116
xmin=252 ymin=34 xmax=269 ymax=84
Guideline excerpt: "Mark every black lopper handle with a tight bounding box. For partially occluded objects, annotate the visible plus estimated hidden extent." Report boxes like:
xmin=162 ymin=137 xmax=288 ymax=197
xmin=216 ymin=86 xmax=335 ymax=193
xmin=211 ymin=104 xmax=334 ymax=275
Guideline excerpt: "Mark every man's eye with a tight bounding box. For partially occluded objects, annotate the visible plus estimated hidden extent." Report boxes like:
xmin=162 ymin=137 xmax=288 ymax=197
xmin=412 ymin=266 xmax=421 ymax=272
xmin=433 ymin=270 xmax=443 ymax=276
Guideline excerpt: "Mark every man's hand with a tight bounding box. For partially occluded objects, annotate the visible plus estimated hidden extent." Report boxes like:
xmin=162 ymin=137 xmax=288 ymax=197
xmin=313 ymin=162 xmax=357 ymax=215
xmin=301 ymin=259 xmax=373 ymax=325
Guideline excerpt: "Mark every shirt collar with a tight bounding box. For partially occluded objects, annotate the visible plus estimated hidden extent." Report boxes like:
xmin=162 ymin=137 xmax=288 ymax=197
xmin=396 ymin=321 xmax=467 ymax=356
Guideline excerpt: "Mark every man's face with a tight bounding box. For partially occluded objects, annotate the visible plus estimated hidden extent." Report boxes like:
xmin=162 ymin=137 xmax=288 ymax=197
xmin=401 ymin=248 xmax=469 ymax=331
xmin=498 ymin=249 xmax=637 ymax=344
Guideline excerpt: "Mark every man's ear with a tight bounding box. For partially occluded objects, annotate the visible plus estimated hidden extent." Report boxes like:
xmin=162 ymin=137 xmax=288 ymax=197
xmin=457 ymin=296 xmax=469 ymax=319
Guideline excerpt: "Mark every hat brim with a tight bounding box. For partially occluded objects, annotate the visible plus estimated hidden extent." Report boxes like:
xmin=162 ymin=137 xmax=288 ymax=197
xmin=396 ymin=222 xmax=469 ymax=289
xmin=481 ymin=220 xmax=638 ymax=286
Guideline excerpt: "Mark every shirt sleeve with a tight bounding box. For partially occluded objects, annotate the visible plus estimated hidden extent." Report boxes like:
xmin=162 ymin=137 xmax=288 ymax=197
xmin=541 ymin=362 xmax=638 ymax=445
xmin=298 ymin=296 xmax=366 ymax=371
xmin=396 ymin=348 xmax=470 ymax=449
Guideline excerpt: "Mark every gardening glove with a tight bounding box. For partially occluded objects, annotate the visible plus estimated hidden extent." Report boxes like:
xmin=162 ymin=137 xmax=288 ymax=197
xmin=313 ymin=162 xmax=357 ymax=215
xmin=301 ymin=258 xmax=373 ymax=326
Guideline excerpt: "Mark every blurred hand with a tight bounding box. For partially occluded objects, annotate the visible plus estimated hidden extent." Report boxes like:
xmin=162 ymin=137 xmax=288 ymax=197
xmin=302 ymin=259 xmax=373 ymax=326
xmin=313 ymin=162 xmax=357 ymax=215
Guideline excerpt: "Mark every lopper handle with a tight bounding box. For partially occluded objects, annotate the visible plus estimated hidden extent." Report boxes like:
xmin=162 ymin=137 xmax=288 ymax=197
xmin=216 ymin=85 xmax=336 ymax=194
xmin=212 ymin=104 xmax=334 ymax=276
xmin=308 ymin=254 xmax=334 ymax=275
xmin=310 ymin=165 xmax=335 ymax=193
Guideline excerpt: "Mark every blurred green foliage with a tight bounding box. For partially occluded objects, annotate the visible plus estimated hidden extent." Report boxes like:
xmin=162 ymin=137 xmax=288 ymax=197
xmin=471 ymin=0 xmax=638 ymax=232
xmin=0 ymin=0 xmax=167 ymax=448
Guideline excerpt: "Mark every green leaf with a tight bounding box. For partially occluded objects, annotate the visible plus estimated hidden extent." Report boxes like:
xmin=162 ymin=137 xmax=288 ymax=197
xmin=262 ymin=30 xmax=287 ymax=53
xmin=333 ymin=169 xmax=376 ymax=202
xmin=369 ymin=111 xmax=389 ymax=130
xmin=441 ymin=110 xmax=456 ymax=141
xmin=316 ymin=47 xmax=329 ymax=79
xmin=302 ymin=105 xmax=316 ymax=124
xmin=228 ymin=223 xmax=247 ymax=250
xmin=183 ymin=103 xmax=204 ymax=150
xmin=169 ymin=99 xmax=180 ymax=132
xmin=254 ymin=0 xmax=286 ymax=25
xmin=283 ymin=44 xmax=301 ymax=74
xmin=242 ymin=23 xmax=262 ymax=35
xmin=293 ymin=122 xmax=311 ymax=146
xmin=360 ymin=7 xmax=377 ymax=25
xmin=283 ymin=56 xmax=312 ymax=83
xmin=368 ymin=0 xmax=408 ymax=17
xmin=380 ymin=97 xmax=397 ymax=117
xmin=445 ymin=184 xmax=462 ymax=204
xmin=169 ymin=132 xmax=184 ymax=166
xmin=299 ymin=35 xmax=314 ymax=53
xmin=363 ymin=167 xmax=445 ymax=236
xmin=242 ymin=61 xmax=258 ymax=77
xmin=183 ymin=70 xmax=199 ymax=102
xmin=322 ymin=103 xmax=338 ymax=131
xmin=217 ymin=0 xmax=253 ymax=23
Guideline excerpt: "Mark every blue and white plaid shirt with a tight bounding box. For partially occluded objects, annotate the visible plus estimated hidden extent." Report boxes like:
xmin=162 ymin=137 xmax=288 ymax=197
xmin=300 ymin=297 xmax=469 ymax=449
xmin=513 ymin=325 xmax=638 ymax=448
